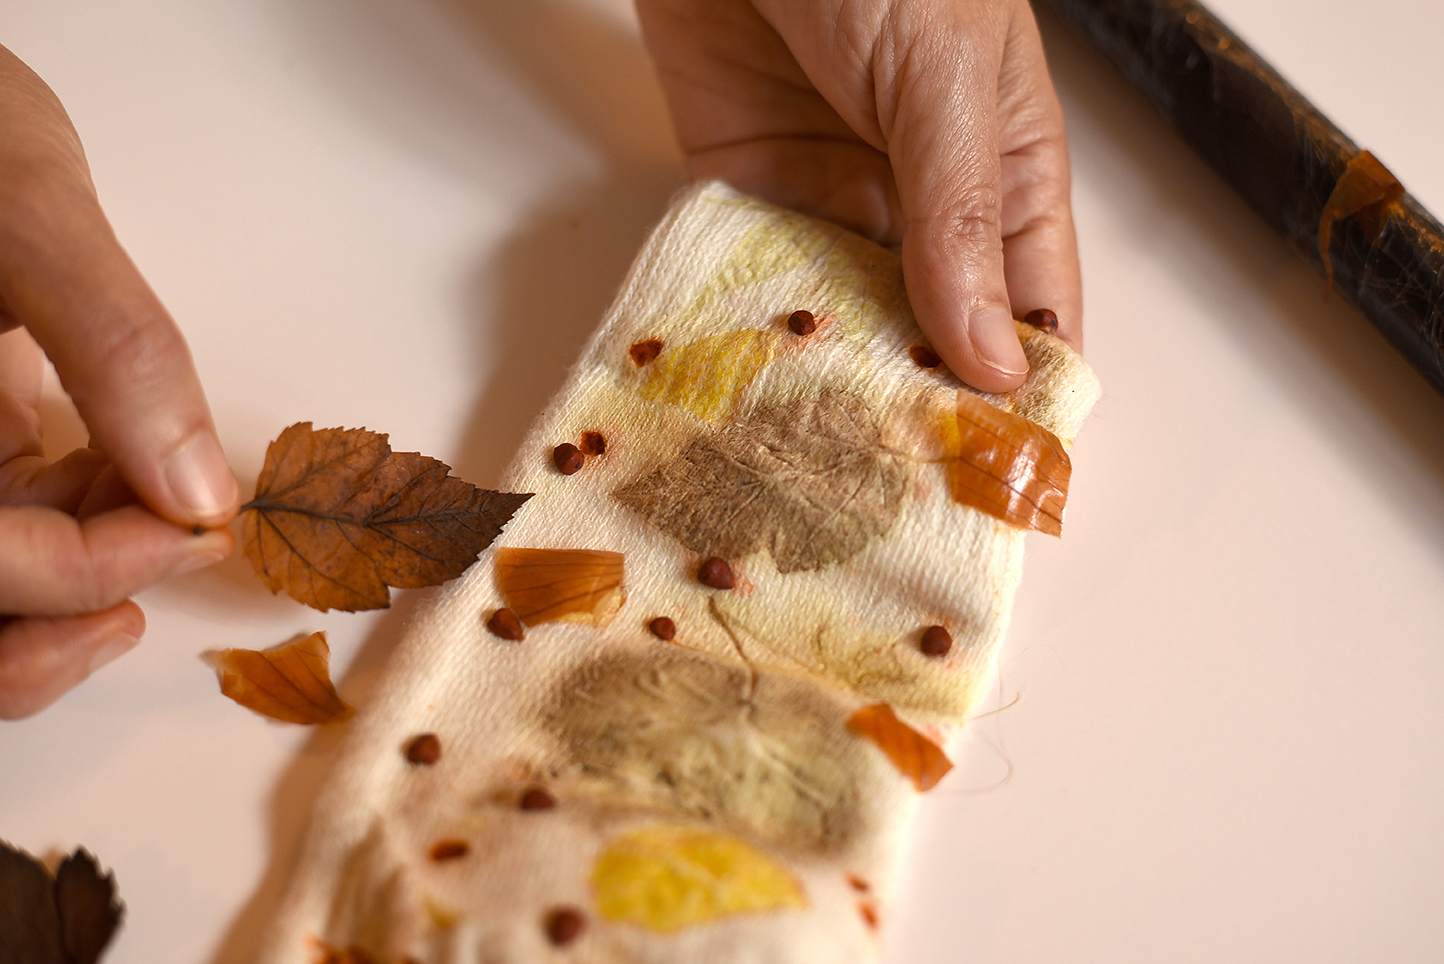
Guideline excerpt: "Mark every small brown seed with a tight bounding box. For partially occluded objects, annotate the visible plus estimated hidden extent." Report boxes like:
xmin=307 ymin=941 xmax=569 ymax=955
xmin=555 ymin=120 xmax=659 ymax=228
xmin=404 ymin=733 xmax=442 ymax=765
xmin=909 ymin=345 xmax=942 ymax=368
xmin=1024 ymin=308 xmax=1059 ymax=332
xmin=429 ymin=839 xmax=469 ymax=861
xmin=648 ymin=616 xmax=677 ymax=641
xmin=487 ymin=607 xmax=525 ymax=641
xmin=544 ymin=906 xmax=586 ymax=946
xmin=847 ymin=873 xmax=871 ymax=893
xmin=628 ymin=339 xmax=663 ymax=366
xmin=786 ymin=309 xmax=817 ymax=336
xmin=552 ymin=442 xmax=584 ymax=475
xmin=696 ymin=556 xmax=735 ymax=590
xmin=859 ymin=902 xmax=879 ymax=929
xmin=578 ymin=431 xmax=607 ymax=456
xmin=519 ymin=787 xmax=557 ymax=811
xmin=920 ymin=625 xmax=953 ymax=657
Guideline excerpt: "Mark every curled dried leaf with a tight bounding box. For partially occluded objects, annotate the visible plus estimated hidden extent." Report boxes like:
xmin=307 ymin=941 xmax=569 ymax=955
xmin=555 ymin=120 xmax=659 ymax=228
xmin=241 ymin=423 xmax=531 ymax=612
xmin=206 ymin=631 xmax=354 ymax=724
xmin=845 ymin=703 xmax=952 ymax=791
xmin=948 ymin=391 xmax=1071 ymax=536
xmin=494 ymin=547 xmax=625 ymax=626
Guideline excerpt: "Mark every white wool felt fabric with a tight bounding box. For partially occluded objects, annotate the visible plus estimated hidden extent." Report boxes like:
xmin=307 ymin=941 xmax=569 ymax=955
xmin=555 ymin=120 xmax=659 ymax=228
xmin=253 ymin=181 xmax=1100 ymax=964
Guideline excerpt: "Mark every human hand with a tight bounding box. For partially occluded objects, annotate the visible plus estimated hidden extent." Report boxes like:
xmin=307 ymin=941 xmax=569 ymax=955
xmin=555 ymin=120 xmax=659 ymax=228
xmin=636 ymin=0 xmax=1081 ymax=392
xmin=0 ymin=45 xmax=238 ymax=719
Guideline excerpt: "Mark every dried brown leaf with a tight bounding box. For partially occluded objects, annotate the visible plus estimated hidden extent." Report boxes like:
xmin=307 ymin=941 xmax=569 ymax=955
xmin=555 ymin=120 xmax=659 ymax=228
xmin=54 ymin=851 xmax=123 ymax=964
xmin=613 ymin=391 xmax=907 ymax=573
xmin=207 ymin=631 xmax=354 ymax=724
xmin=241 ymin=423 xmax=531 ymax=612
xmin=494 ymin=547 xmax=625 ymax=626
xmin=0 ymin=841 xmax=123 ymax=964
xmin=845 ymin=703 xmax=952 ymax=791
xmin=948 ymin=391 xmax=1071 ymax=536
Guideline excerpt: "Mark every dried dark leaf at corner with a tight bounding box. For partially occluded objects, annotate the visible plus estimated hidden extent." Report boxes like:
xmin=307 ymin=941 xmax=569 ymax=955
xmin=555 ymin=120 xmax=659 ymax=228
xmin=0 ymin=841 xmax=123 ymax=964
xmin=240 ymin=423 xmax=531 ymax=612
xmin=612 ymin=390 xmax=907 ymax=573
xmin=0 ymin=840 xmax=65 ymax=964
xmin=55 ymin=851 xmax=123 ymax=964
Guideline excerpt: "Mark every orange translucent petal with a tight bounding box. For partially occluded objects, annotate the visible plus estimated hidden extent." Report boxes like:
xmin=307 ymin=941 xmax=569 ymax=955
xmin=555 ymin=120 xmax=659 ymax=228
xmin=947 ymin=391 xmax=1072 ymax=536
xmin=206 ymin=631 xmax=353 ymax=724
xmin=493 ymin=547 xmax=625 ymax=626
xmin=846 ymin=703 xmax=952 ymax=791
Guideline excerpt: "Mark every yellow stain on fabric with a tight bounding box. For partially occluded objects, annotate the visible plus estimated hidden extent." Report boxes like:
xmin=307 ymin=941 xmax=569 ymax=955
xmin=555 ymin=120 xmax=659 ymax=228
xmin=592 ymin=826 xmax=807 ymax=932
xmin=639 ymin=330 xmax=778 ymax=421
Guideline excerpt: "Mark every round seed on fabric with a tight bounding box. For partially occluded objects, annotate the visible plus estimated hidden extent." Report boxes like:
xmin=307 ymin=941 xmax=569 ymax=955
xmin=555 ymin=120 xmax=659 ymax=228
xmin=405 ymin=733 xmax=441 ymax=765
xmin=628 ymin=339 xmax=663 ymax=366
xmin=487 ymin=608 xmax=525 ymax=641
xmin=909 ymin=345 xmax=942 ymax=368
xmin=552 ymin=443 xmax=584 ymax=475
xmin=544 ymin=907 xmax=586 ymax=946
xmin=578 ymin=431 xmax=607 ymax=456
xmin=520 ymin=788 xmax=557 ymax=811
xmin=429 ymin=839 xmax=469 ymax=861
xmin=787 ymin=309 xmax=817 ymax=336
xmin=697 ymin=557 xmax=735 ymax=590
xmin=1024 ymin=308 xmax=1059 ymax=332
xmin=648 ymin=616 xmax=677 ymax=640
xmin=920 ymin=625 xmax=953 ymax=657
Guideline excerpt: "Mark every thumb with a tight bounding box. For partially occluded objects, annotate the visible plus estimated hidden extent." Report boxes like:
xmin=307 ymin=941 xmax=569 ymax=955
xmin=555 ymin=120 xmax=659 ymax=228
xmin=883 ymin=3 xmax=1029 ymax=393
xmin=0 ymin=48 xmax=238 ymax=527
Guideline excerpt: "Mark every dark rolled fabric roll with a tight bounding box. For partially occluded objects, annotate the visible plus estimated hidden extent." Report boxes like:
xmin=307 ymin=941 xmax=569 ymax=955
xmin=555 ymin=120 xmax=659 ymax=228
xmin=1035 ymin=0 xmax=1444 ymax=396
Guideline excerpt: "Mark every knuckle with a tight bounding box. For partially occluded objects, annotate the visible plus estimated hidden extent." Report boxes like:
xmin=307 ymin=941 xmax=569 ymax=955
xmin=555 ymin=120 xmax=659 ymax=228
xmin=90 ymin=312 xmax=190 ymax=396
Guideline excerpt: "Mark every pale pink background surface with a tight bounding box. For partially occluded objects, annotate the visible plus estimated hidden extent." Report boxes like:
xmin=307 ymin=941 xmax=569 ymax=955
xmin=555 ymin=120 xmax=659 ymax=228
xmin=3 ymin=1 xmax=1442 ymax=962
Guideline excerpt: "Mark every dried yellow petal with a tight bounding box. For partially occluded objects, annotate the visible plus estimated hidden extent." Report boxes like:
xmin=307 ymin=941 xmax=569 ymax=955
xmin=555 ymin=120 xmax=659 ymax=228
xmin=493 ymin=547 xmax=625 ymax=626
xmin=592 ymin=826 xmax=806 ymax=932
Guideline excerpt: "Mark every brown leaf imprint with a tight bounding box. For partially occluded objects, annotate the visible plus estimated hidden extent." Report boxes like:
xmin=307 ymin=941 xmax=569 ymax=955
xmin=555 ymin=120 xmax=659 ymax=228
xmin=240 ymin=423 xmax=531 ymax=612
xmin=206 ymin=631 xmax=354 ymax=724
xmin=494 ymin=547 xmax=626 ymax=626
xmin=613 ymin=390 xmax=907 ymax=573
xmin=949 ymin=391 xmax=1071 ymax=536
xmin=845 ymin=703 xmax=953 ymax=791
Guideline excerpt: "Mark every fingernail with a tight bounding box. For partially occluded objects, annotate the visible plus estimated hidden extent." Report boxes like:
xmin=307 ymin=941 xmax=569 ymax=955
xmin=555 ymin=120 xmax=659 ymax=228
xmin=165 ymin=433 xmax=239 ymax=524
xmin=87 ymin=634 xmax=140 ymax=677
xmin=170 ymin=530 xmax=232 ymax=578
xmin=969 ymin=306 xmax=1029 ymax=376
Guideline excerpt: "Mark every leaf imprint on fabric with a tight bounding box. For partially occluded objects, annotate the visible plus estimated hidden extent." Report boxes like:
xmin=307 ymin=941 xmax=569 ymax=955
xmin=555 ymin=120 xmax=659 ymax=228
xmin=612 ymin=390 xmax=909 ymax=572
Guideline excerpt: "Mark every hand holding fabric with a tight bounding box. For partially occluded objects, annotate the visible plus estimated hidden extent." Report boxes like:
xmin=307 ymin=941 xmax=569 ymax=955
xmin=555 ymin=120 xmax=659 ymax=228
xmin=636 ymin=0 xmax=1082 ymax=392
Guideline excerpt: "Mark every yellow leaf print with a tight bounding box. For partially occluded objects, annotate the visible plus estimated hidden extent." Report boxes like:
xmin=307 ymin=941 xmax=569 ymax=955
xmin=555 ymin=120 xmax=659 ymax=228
xmin=592 ymin=826 xmax=807 ymax=932
xmin=638 ymin=330 xmax=777 ymax=421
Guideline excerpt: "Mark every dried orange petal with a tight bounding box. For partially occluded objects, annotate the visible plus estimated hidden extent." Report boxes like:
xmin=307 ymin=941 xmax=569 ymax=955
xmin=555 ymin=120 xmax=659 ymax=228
xmin=493 ymin=547 xmax=625 ymax=626
xmin=948 ymin=391 xmax=1071 ymax=536
xmin=845 ymin=703 xmax=952 ymax=791
xmin=206 ymin=631 xmax=353 ymax=724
